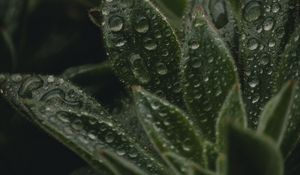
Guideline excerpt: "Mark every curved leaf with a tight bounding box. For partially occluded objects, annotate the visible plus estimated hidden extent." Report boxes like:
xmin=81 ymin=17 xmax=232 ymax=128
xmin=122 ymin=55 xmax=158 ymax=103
xmin=100 ymin=0 xmax=183 ymax=105
xmin=133 ymin=86 xmax=204 ymax=166
xmin=226 ymin=125 xmax=283 ymax=175
xmin=216 ymin=84 xmax=247 ymax=153
xmin=278 ymin=24 xmax=300 ymax=158
xmin=257 ymin=81 xmax=296 ymax=146
xmin=228 ymin=0 xmax=296 ymax=128
xmin=181 ymin=6 xmax=238 ymax=140
xmin=0 ymin=74 xmax=164 ymax=174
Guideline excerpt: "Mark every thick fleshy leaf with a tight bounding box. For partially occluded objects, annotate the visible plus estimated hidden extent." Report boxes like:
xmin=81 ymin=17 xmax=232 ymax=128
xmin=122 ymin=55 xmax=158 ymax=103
xmin=100 ymin=0 xmax=183 ymax=105
xmin=228 ymin=0 xmax=296 ymax=128
xmin=163 ymin=152 xmax=216 ymax=175
xmin=181 ymin=7 xmax=238 ymax=139
xmin=216 ymin=84 xmax=247 ymax=152
xmin=279 ymin=24 xmax=300 ymax=158
xmin=97 ymin=150 xmax=149 ymax=175
xmin=257 ymin=81 xmax=296 ymax=146
xmin=0 ymin=74 xmax=164 ymax=174
xmin=133 ymin=86 xmax=204 ymax=165
xmin=226 ymin=125 xmax=283 ymax=175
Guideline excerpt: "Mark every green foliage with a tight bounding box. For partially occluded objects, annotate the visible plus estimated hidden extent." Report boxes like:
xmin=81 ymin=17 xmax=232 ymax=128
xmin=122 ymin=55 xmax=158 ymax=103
xmin=1 ymin=0 xmax=300 ymax=175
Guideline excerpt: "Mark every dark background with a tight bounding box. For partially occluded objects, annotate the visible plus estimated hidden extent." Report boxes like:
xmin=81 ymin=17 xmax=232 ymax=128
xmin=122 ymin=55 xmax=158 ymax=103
xmin=0 ymin=0 xmax=113 ymax=174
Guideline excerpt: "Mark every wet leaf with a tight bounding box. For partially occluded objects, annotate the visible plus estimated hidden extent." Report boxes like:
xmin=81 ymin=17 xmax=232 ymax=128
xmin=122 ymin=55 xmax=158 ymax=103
xmin=226 ymin=125 xmax=283 ymax=175
xmin=278 ymin=24 xmax=300 ymax=158
xmin=133 ymin=86 xmax=204 ymax=166
xmin=257 ymin=81 xmax=296 ymax=146
xmin=216 ymin=84 xmax=247 ymax=153
xmin=100 ymin=0 xmax=183 ymax=105
xmin=97 ymin=150 xmax=149 ymax=175
xmin=0 ymin=74 xmax=164 ymax=174
xmin=163 ymin=152 xmax=216 ymax=175
xmin=228 ymin=0 xmax=295 ymax=128
xmin=181 ymin=7 xmax=238 ymax=140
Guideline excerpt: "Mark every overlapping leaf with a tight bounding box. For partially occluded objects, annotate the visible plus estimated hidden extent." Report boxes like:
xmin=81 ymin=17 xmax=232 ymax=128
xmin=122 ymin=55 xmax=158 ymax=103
xmin=0 ymin=74 xmax=163 ymax=174
xmin=226 ymin=125 xmax=283 ymax=175
xmin=181 ymin=6 xmax=238 ymax=140
xmin=133 ymin=86 xmax=204 ymax=166
xmin=100 ymin=0 xmax=183 ymax=105
xmin=257 ymin=81 xmax=296 ymax=146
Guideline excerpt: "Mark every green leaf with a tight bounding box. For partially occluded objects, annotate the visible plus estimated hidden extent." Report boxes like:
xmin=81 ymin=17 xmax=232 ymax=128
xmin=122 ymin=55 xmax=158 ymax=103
xmin=278 ymin=24 xmax=300 ymax=158
xmin=133 ymin=86 xmax=204 ymax=166
xmin=226 ymin=125 xmax=283 ymax=175
xmin=181 ymin=7 xmax=238 ymax=140
xmin=97 ymin=150 xmax=149 ymax=175
xmin=228 ymin=0 xmax=295 ymax=128
xmin=100 ymin=0 xmax=183 ymax=105
xmin=216 ymin=84 xmax=247 ymax=152
xmin=163 ymin=152 xmax=216 ymax=175
xmin=0 ymin=74 xmax=164 ymax=174
xmin=257 ymin=81 xmax=296 ymax=146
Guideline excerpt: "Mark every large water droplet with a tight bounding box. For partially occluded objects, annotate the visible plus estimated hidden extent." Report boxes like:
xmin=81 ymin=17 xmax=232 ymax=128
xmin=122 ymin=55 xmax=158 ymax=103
xmin=144 ymin=38 xmax=157 ymax=51
xmin=109 ymin=16 xmax=124 ymax=32
xmin=247 ymin=38 xmax=259 ymax=50
xmin=135 ymin=16 xmax=149 ymax=33
xmin=156 ymin=62 xmax=168 ymax=75
xmin=243 ymin=1 xmax=262 ymax=22
xmin=130 ymin=54 xmax=150 ymax=84
xmin=263 ymin=17 xmax=275 ymax=31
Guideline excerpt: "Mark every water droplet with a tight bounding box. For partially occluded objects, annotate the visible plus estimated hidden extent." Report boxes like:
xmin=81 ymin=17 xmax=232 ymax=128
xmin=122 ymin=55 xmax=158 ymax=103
xmin=19 ymin=76 xmax=44 ymax=98
xmin=47 ymin=76 xmax=55 ymax=83
xmin=144 ymin=38 xmax=157 ymax=51
xmin=156 ymin=63 xmax=168 ymax=75
xmin=109 ymin=16 xmax=124 ymax=32
xmin=57 ymin=112 xmax=71 ymax=123
xmin=249 ymin=79 xmax=259 ymax=88
xmin=268 ymin=40 xmax=276 ymax=47
xmin=272 ymin=3 xmax=281 ymax=13
xmin=130 ymin=54 xmax=151 ymax=84
xmin=247 ymin=38 xmax=259 ymax=50
xmin=135 ymin=16 xmax=149 ymax=33
xmin=191 ymin=57 xmax=201 ymax=68
xmin=189 ymin=40 xmax=199 ymax=50
xmin=71 ymin=119 xmax=83 ymax=130
xmin=11 ymin=74 xmax=22 ymax=82
xmin=105 ymin=132 xmax=115 ymax=143
xmin=263 ymin=17 xmax=275 ymax=31
xmin=243 ymin=1 xmax=262 ymax=22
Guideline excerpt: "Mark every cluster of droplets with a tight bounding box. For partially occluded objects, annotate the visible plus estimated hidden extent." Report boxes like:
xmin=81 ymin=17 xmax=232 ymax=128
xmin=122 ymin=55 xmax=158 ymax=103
xmin=102 ymin=0 xmax=182 ymax=105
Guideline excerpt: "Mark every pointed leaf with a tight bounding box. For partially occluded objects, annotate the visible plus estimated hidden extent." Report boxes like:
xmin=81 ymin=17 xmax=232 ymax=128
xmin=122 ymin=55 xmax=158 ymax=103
xmin=133 ymin=86 xmax=204 ymax=165
xmin=216 ymin=84 xmax=247 ymax=152
xmin=257 ymin=81 xmax=296 ymax=146
xmin=100 ymin=0 xmax=183 ymax=105
xmin=163 ymin=152 xmax=216 ymax=175
xmin=181 ymin=7 xmax=238 ymax=139
xmin=0 ymin=74 xmax=164 ymax=174
xmin=278 ymin=24 xmax=300 ymax=158
xmin=97 ymin=150 xmax=149 ymax=175
xmin=226 ymin=125 xmax=283 ymax=175
xmin=228 ymin=0 xmax=296 ymax=127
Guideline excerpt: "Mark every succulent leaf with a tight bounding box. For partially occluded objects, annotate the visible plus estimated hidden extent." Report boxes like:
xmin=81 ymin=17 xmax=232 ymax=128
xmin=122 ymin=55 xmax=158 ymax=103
xmin=181 ymin=6 xmax=238 ymax=140
xmin=133 ymin=86 xmax=205 ymax=166
xmin=0 ymin=74 xmax=163 ymax=174
xmin=101 ymin=0 xmax=183 ymax=105
xmin=279 ymin=24 xmax=300 ymax=158
xmin=216 ymin=84 xmax=247 ymax=153
xmin=97 ymin=150 xmax=149 ymax=175
xmin=163 ymin=152 xmax=216 ymax=175
xmin=257 ymin=81 xmax=296 ymax=146
xmin=228 ymin=0 xmax=294 ymax=128
xmin=226 ymin=124 xmax=283 ymax=175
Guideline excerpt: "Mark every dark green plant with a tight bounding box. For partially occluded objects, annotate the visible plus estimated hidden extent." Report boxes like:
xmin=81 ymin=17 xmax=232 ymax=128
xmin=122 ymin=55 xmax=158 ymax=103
xmin=1 ymin=0 xmax=300 ymax=174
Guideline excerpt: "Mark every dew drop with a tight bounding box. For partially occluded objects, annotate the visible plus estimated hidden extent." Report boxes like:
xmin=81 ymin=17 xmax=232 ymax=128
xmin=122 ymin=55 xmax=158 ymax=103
xmin=247 ymin=38 xmax=259 ymax=50
xmin=105 ymin=132 xmax=115 ymax=143
xmin=135 ymin=16 xmax=149 ymax=33
xmin=156 ymin=62 xmax=168 ymax=75
xmin=109 ymin=16 xmax=124 ymax=32
xmin=130 ymin=54 xmax=150 ymax=84
xmin=263 ymin=17 xmax=275 ymax=31
xmin=144 ymin=38 xmax=157 ymax=51
xmin=243 ymin=1 xmax=262 ymax=22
